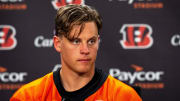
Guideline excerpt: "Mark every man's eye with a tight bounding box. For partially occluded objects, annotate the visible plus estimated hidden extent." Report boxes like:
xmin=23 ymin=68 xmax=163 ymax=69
xmin=72 ymin=39 xmax=80 ymax=44
xmin=88 ymin=39 xmax=96 ymax=45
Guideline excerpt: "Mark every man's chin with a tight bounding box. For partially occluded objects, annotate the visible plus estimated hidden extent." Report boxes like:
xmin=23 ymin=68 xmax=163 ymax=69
xmin=74 ymin=66 xmax=94 ymax=74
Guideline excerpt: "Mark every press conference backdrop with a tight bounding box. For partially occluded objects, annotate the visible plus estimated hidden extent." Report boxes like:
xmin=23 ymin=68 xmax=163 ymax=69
xmin=0 ymin=0 xmax=180 ymax=100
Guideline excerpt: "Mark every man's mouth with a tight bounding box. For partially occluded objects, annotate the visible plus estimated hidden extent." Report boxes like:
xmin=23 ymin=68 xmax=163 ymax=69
xmin=77 ymin=59 xmax=91 ymax=62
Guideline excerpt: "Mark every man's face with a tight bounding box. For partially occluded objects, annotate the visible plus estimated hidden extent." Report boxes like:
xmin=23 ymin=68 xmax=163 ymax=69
xmin=54 ymin=21 xmax=99 ymax=74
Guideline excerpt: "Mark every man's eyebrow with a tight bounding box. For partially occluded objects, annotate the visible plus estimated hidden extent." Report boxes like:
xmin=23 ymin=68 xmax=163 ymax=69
xmin=68 ymin=37 xmax=81 ymax=41
xmin=67 ymin=35 xmax=98 ymax=41
xmin=88 ymin=35 xmax=99 ymax=40
xmin=90 ymin=36 xmax=98 ymax=39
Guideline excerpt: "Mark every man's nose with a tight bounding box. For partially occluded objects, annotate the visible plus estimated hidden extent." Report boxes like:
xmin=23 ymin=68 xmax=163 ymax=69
xmin=80 ymin=43 xmax=90 ymax=55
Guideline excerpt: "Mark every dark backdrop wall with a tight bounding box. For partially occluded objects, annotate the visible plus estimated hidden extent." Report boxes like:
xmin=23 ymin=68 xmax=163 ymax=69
xmin=0 ymin=0 xmax=180 ymax=100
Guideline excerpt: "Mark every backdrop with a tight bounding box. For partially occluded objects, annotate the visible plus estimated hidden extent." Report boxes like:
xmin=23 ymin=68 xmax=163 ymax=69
xmin=0 ymin=0 xmax=180 ymax=100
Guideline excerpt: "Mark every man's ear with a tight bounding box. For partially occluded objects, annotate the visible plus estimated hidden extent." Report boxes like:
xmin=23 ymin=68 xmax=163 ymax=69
xmin=97 ymin=35 xmax=100 ymax=50
xmin=98 ymin=35 xmax=100 ymax=43
xmin=53 ymin=36 xmax=62 ymax=53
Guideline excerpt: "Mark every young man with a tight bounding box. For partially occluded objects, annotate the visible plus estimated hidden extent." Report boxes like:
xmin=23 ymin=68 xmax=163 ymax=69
xmin=10 ymin=4 xmax=142 ymax=101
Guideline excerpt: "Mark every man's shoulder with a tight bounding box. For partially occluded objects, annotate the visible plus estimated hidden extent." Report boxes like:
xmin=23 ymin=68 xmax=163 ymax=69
xmin=106 ymin=75 xmax=132 ymax=89
xmin=105 ymin=75 xmax=142 ymax=100
xmin=96 ymin=68 xmax=135 ymax=92
xmin=22 ymin=72 xmax=54 ymax=89
xmin=10 ymin=72 xmax=54 ymax=100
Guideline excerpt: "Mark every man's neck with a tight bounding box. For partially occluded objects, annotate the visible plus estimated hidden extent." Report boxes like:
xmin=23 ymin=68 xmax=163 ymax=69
xmin=60 ymin=66 xmax=95 ymax=92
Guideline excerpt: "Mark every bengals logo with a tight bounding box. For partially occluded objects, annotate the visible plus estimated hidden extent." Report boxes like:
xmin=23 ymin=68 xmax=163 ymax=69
xmin=51 ymin=0 xmax=85 ymax=10
xmin=0 ymin=25 xmax=17 ymax=50
xmin=120 ymin=24 xmax=153 ymax=49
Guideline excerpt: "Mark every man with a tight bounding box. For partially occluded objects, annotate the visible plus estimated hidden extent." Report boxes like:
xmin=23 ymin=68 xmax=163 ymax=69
xmin=10 ymin=4 xmax=142 ymax=101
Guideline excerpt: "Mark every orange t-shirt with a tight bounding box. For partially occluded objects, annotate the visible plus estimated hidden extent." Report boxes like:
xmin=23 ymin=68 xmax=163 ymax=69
xmin=10 ymin=68 xmax=142 ymax=101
